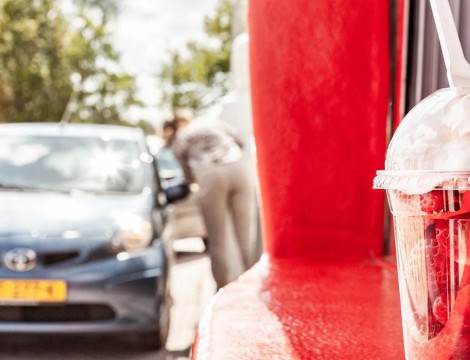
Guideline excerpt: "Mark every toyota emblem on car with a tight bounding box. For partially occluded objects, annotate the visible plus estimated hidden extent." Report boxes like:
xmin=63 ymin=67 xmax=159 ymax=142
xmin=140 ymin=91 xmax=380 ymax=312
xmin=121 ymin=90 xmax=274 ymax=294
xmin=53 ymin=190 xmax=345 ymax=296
xmin=4 ymin=248 xmax=37 ymax=272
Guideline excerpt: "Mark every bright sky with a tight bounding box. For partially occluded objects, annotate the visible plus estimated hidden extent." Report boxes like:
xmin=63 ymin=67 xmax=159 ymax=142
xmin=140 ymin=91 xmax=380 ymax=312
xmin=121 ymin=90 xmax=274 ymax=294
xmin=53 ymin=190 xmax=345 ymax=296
xmin=113 ymin=0 xmax=220 ymax=125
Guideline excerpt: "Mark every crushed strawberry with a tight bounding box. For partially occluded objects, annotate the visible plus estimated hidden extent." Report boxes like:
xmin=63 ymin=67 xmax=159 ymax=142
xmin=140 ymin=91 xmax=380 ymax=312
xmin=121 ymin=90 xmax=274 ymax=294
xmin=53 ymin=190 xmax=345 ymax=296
xmin=399 ymin=189 xmax=470 ymax=358
xmin=435 ymin=220 xmax=454 ymax=255
xmin=426 ymin=233 xmax=457 ymax=300
xmin=420 ymin=190 xmax=444 ymax=214
xmin=432 ymin=293 xmax=449 ymax=325
xmin=392 ymin=190 xmax=420 ymax=214
xmin=410 ymin=285 xmax=470 ymax=360
xmin=435 ymin=219 xmax=470 ymax=265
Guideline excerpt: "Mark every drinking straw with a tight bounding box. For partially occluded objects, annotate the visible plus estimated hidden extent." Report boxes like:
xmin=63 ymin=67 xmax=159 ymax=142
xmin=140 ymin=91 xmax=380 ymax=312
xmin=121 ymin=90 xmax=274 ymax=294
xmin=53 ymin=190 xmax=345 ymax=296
xmin=429 ymin=0 xmax=470 ymax=87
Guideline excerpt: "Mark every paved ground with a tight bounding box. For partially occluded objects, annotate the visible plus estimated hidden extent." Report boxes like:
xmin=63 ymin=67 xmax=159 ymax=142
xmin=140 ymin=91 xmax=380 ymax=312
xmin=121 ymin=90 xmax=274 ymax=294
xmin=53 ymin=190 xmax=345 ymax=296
xmin=166 ymin=245 xmax=216 ymax=359
xmin=0 ymin=238 xmax=216 ymax=360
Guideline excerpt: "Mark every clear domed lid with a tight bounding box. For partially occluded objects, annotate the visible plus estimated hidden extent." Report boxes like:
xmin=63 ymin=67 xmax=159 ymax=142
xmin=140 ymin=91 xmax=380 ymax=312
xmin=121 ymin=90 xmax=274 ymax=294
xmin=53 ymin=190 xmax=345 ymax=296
xmin=374 ymin=0 xmax=470 ymax=193
xmin=374 ymin=87 xmax=470 ymax=192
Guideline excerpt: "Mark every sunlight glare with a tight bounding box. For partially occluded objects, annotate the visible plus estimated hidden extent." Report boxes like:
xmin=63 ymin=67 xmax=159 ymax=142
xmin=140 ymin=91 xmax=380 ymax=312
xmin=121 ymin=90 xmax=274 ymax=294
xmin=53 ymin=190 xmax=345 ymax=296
xmin=87 ymin=148 xmax=128 ymax=180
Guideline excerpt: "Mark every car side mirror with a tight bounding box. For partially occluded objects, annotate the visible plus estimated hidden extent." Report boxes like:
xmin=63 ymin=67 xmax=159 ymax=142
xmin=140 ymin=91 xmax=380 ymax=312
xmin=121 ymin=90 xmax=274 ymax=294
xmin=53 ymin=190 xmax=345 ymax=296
xmin=164 ymin=179 xmax=190 ymax=204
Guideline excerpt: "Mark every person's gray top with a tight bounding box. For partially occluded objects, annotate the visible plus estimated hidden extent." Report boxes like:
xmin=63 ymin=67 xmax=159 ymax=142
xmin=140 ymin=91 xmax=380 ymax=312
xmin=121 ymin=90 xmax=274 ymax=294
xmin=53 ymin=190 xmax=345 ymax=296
xmin=172 ymin=118 xmax=244 ymax=183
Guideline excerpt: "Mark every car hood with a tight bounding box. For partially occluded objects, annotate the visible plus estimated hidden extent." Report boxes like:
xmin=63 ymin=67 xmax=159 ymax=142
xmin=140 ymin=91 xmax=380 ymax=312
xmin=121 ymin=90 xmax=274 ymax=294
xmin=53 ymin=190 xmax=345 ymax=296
xmin=0 ymin=191 xmax=152 ymax=240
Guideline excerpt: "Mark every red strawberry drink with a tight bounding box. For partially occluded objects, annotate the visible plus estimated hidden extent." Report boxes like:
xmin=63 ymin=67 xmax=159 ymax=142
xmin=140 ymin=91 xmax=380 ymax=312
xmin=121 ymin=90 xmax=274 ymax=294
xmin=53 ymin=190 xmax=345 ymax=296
xmin=387 ymin=186 xmax=470 ymax=359
xmin=375 ymin=88 xmax=470 ymax=359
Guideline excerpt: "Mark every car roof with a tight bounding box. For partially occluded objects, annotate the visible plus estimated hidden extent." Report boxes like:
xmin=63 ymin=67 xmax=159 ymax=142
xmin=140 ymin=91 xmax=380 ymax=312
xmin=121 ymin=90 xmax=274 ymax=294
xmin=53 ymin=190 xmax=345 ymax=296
xmin=0 ymin=123 xmax=144 ymax=141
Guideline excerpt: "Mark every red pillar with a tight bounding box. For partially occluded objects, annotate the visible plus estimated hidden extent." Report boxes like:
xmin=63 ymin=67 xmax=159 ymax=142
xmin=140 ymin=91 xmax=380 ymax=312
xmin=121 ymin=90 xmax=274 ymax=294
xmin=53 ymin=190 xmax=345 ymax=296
xmin=192 ymin=2 xmax=405 ymax=358
xmin=250 ymin=0 xmax=390 ymax=261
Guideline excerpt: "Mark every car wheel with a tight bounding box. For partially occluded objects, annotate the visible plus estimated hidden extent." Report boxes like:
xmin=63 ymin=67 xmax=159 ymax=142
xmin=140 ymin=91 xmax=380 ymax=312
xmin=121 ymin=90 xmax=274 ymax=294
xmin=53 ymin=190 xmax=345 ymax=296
xmin=138 ymin=297 xmax=171 ymax=351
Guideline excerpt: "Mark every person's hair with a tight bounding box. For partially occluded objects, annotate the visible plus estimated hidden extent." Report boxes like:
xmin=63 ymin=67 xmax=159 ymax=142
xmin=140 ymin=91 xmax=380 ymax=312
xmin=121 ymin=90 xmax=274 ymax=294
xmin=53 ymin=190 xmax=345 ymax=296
xmin=162 ymin=119 xmax=176 ymax=132
xmin=173 ymin=109 xmax=192 ymax=129
xmin=162 ymin=109 xmax=192 ymax=146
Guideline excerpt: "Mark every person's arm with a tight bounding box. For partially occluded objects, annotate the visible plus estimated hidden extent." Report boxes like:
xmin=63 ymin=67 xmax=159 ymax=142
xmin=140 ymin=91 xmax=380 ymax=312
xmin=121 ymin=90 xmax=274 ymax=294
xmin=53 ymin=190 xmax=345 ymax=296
xmin=172 ymin=138 xmax=195 ymax=185
xmin=177 ymin=153 xmax=195 ymax=185
xmin=219 ymin=120 xmax=245 ymax=149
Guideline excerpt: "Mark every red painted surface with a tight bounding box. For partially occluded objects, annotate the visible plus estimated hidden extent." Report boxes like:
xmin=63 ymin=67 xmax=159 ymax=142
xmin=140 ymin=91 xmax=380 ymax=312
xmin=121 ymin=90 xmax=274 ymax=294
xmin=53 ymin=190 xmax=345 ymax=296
xmin=193 ymin=258 xmax=404 ymax=359
xmin=250 ymin=0 xmax=389 ymax=260
xmin=388 ymin=0 xmax=408 ymax=258
xmin=192 ymin=0 xmax=402 ymax=358
xmin=393 ymin=0 xmax=408 ymax=130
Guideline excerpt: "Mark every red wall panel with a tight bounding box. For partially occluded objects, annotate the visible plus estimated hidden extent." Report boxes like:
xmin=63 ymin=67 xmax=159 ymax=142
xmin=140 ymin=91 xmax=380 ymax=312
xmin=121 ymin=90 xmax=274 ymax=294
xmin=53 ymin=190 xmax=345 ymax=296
xmin=249 ymin=0 xmax=390 ymax=260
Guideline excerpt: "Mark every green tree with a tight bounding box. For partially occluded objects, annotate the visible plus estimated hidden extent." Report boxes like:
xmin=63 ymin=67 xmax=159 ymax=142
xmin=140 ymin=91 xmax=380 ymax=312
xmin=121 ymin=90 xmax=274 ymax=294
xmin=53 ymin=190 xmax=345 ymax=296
xmin=158 ymin=0 xmax=233 ymax=113
xmin=0 ymin=0 xmax=142 ymax=125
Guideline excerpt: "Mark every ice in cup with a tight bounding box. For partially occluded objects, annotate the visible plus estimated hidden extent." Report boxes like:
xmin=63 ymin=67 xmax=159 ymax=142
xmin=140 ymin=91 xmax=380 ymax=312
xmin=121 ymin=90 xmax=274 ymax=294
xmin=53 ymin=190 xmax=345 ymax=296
xmin=374 ymin=88 xmax=470 ymax=359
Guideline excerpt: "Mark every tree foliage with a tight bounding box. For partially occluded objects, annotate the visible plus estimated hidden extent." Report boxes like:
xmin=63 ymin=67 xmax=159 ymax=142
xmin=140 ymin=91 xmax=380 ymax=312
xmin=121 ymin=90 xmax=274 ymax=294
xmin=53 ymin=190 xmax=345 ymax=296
xmin=0 ymin=0 xmax=142 ymax=126
xmin=158 ymin=0 xmax=233 ymax=113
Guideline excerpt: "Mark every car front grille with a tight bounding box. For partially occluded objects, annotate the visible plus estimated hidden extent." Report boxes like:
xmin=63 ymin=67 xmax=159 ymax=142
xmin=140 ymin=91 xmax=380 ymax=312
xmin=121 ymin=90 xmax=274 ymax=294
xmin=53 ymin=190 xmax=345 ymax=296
xmin=40 ymin=251 xmax=80 ymax=266
xmin=0 ymin=304 xmax=115 ymax=322
xmin=0 ymin=244 xmax=115 ymax=270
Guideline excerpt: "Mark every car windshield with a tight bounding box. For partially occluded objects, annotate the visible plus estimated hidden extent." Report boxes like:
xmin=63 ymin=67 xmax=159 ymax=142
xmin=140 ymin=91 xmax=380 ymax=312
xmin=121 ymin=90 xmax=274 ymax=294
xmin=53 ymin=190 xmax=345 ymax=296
xmin=0 ymin=135 xmax=145 ymax=194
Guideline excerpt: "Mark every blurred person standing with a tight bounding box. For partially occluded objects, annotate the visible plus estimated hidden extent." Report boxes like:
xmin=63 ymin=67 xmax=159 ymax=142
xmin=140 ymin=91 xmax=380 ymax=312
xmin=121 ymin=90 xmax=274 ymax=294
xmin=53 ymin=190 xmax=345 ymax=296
xmin=170 ymin=111 xmax=255 ymax=289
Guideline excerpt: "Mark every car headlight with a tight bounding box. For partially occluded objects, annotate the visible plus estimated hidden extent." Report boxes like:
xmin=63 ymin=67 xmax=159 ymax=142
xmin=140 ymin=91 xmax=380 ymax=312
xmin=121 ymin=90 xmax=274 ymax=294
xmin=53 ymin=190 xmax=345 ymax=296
xmin=111 ymin=213 xmax=153 ymax=253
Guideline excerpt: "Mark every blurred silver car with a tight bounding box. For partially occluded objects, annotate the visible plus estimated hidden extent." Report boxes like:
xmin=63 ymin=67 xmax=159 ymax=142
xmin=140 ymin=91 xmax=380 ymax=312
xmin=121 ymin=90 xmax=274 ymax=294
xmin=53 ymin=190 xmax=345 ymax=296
xmin=0 ymin=123 xmax=189 ymax=349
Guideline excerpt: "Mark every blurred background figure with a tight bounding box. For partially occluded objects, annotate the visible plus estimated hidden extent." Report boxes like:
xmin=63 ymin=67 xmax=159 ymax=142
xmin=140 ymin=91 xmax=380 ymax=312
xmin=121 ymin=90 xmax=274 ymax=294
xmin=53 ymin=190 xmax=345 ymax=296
xmin=161 ymin=110 xmax=192 ymax=148
xmin=169 ymin=111 xmax=256 ymax=290
xmin=218 ymin=32 xmax=263 ymax=261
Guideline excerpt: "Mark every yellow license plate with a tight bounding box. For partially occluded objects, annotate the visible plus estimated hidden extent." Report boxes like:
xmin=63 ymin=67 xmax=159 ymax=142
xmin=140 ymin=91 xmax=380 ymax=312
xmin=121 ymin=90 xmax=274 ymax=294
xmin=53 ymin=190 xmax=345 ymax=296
xmin=0 ymin=279 xmax=67 ymax=303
